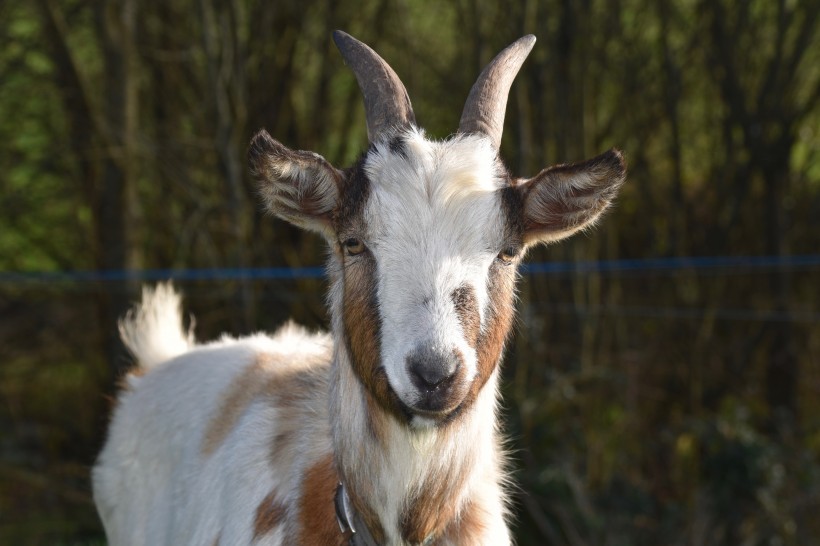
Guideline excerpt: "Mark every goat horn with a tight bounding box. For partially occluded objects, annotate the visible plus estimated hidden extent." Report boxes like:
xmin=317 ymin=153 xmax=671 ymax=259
xmin=333 ymin=30 xmax=416 ymax=143
xmin=459 ymin=35 xmax=536 ymax=150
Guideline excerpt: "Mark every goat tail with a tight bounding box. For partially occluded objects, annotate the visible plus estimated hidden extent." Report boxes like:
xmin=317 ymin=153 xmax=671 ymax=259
xmin=119 ymin=283 xmax=195 ymax=371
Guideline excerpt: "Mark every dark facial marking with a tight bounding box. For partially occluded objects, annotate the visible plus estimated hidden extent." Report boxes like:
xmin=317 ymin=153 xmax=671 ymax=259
xmin=471 ymin=261 xmax=517 ymax=399
xmin=446 ymin=183 xmax=521 ymax=418
xmin=499 ymin=183 xmax=526 ymax=245
xmin=435 ymin=183 xmax=520 ymax=422
xmin=338 ymin=154 xmax=411 ymax=423
xmin=334 ymin=153 xmax=372 ymax=234
xmin=388 ymin=134 xmax=409 ymax=160
xmin=451 ymin=285 xmax=480 ymax=348
xmin=342 ymin=251 xmax=413 ymax=422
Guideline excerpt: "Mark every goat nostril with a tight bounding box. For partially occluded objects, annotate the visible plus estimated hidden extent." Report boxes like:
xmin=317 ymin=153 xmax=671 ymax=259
xmin=407 ymin=348 xmax=459 ymax=391
xmin=411 ymin=367 xmax=448 ymax=390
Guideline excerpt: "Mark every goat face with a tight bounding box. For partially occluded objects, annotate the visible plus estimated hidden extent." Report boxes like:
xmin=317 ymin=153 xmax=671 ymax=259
xmin=341 ymin=130 xmax=516 ymax=424
xmin=249 ymin=32 xmax=625 ymax=427
xmin=250 ymin=128 xmax=624 ymax=426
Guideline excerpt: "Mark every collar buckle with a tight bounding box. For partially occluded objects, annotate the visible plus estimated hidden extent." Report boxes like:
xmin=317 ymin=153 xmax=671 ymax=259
xmin=334 ymin=482 xmax=357 ymax=537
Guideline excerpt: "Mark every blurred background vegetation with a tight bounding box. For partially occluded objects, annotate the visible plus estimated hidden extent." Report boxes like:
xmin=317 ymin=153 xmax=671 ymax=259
xmin=1 ymin=0 xmax=819 ymax=544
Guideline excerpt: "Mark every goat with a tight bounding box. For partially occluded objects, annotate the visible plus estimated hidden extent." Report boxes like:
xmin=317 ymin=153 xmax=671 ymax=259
xmin=92 ymin=31 xmax=626 ymax=545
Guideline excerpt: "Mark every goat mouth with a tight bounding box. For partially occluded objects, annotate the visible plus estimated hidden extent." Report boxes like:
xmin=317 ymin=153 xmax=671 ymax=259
xmin=407 ymin=400 xmax=467 ymax=426
xmin=406 ymin=386 xmax=467 ymax=420
xmin=376 ymin=362 xmax=469 ymax=423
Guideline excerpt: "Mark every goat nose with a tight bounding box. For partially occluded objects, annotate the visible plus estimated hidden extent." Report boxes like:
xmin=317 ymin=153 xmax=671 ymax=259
xmin=407 ymin=346 xmax=459 ymax=391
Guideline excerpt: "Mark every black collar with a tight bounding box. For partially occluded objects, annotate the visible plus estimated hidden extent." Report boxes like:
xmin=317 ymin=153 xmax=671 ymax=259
xmin=335 ymin=482 xmax=380 ymax=546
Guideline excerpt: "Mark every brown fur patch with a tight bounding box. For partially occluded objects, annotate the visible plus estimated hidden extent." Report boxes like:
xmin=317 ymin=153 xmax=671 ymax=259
xmin=341 ymin=246 xmax=409 ymax=422
xmin=441 ymin=499 xmax=489 ymax=543
xmin=335 ymin=155 xmax=409 ymax=422
xmin=201 ymin=355 xmax=276 ymax=457
xmin=341 ymin=481 xmax=387 ymax=545
xmin=253 ymin=490 xmax=287 ymax=539
xmin=362 ymin=390 xmax=388 ymax=445
xmin=400 ymin=465 xmax=471 ymax=543
xmin=202 ymin=353 xmax=328 ymax=457
xmin=438 ymin=187 xmax=521 ymax=422
xmin=296 ymin=456 xmax=347 ymax=545
xmin=470 ymin=262 xmax=517 ymax=402
xmin=452 ymin=284 xmax=480 ymax=348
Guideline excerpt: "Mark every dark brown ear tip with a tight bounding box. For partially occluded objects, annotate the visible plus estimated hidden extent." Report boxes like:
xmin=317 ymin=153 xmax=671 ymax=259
xmin=604 ymin=148 xmax=627 ymax=174
xmin=249 ymin=128 xmax=273 ymax=147
xmin=248 ymin=129 xmax=281 ymax=168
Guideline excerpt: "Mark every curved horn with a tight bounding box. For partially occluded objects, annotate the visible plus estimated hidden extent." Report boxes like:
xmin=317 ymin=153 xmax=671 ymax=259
xmin=459 ymin=35 xmax=536 ymax=149
xmin=333 ymin=30 xmax=416 ymax=143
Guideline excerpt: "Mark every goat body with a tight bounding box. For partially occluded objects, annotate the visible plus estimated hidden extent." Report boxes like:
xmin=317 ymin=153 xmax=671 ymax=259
xmin=93 ymin=32 xmax=625 ymax=545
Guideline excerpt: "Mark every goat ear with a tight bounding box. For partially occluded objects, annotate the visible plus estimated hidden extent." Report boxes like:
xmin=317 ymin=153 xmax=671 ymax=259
xmin=518 ymin=149 xmax=626 ymax=245
xmin=249 ymin=130 xmax=343 ymax=235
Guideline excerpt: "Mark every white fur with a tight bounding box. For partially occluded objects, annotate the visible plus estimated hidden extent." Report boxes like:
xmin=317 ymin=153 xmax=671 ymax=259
xmin=364 ymin=130 xmax=507 ymax=410
xmin=118 ymin=284 xmax=194 ymax=371
xmin=95 ymin=289 xmax=333 ymax=546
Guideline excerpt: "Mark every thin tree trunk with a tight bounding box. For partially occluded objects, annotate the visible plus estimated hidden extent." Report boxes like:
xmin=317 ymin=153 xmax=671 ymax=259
xmin=95 ymin=0 xmax=140 ymax=383
xmin=199 ymin=0 xmax=253 ymax=332
xmin=658 ymin=1 xmax=685 ymax=256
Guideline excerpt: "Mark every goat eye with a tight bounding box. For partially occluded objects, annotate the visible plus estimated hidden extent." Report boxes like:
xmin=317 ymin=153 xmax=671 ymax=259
xmin=497 ymin=246 xmax=520 ymax=263
xmin=343 ymin=238 xmax=365 ymax=256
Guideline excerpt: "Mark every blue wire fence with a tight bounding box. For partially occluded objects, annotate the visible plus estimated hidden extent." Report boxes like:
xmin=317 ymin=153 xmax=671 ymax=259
xmin=1 ymin=254 xmax=819 ymax=284
xmin=1 ymin=255 xmax=818 ymax=324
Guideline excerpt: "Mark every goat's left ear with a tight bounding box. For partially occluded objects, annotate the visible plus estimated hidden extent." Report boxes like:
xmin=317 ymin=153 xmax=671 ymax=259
xmin=249 ymin=130 xmax=343 ymax=236
xmin=517 ymin=149 xmax=626 ymax=246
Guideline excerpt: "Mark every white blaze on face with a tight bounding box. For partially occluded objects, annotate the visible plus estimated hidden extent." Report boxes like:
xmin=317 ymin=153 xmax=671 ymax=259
xmin=361 ymin=129 xmax=509 ymax=410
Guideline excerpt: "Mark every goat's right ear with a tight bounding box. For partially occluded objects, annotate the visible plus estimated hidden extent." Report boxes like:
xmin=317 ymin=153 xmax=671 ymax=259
xmin=249 ymin=130 xmax=343 ymax=235
xmin=517 ymin=149 xmax=626 ymax=246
